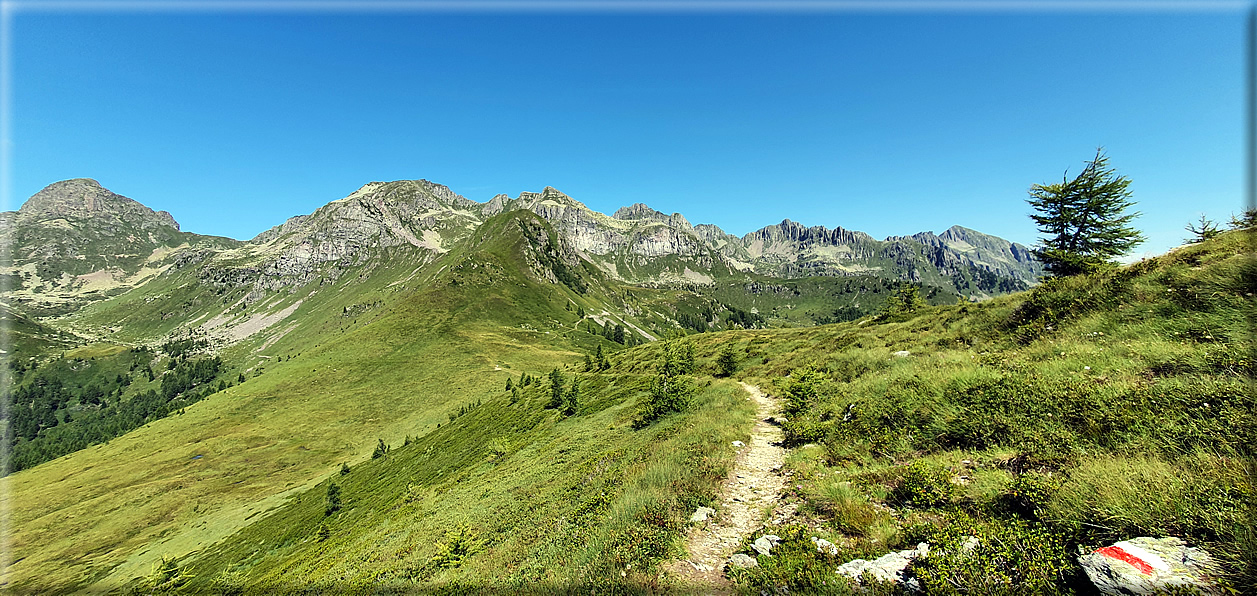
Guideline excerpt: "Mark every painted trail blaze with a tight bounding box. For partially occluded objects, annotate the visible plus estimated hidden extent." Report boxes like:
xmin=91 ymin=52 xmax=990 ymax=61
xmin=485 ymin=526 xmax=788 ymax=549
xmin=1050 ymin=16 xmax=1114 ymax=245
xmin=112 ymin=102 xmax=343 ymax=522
xmin=1096 ymin=546 xmax=1155 ymax=575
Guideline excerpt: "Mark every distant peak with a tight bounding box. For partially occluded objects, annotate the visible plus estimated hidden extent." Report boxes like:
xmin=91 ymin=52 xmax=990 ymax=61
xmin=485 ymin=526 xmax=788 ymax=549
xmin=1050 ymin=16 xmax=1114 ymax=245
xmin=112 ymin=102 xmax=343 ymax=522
xmin=19 ymin=178 xmax=179 ymax=230
xmin=613 ymin=203 xmax=666 ymax=221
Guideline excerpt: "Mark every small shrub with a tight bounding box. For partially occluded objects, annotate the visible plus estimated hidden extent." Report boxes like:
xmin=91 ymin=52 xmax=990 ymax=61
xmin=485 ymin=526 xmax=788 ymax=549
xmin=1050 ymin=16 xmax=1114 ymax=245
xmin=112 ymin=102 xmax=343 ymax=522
xmin=431 ymin=525 xmax=480 ymax=569
xmin=999 ymin=471 xmax=1063 ymax=521
xmin=909 ymin=512 xmax=1073 ymax=595
xmin=894 ymin=461 xmax=958 ymax=507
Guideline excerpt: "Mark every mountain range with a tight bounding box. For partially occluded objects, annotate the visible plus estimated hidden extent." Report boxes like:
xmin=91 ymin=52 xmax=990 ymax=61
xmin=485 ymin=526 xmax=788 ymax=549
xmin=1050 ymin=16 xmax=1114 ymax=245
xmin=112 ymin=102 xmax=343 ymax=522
xmin=2 ymin=176 xmax=1251 ymax=595
xmin=3 ymin=178 xmax=1040 ymax=323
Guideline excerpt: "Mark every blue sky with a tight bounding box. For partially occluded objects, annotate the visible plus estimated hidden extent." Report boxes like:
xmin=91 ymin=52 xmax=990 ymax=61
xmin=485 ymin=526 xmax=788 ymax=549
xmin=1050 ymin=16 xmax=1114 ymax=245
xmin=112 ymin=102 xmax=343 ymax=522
xmin=5 ymin=4 xmax=1249 ymax=259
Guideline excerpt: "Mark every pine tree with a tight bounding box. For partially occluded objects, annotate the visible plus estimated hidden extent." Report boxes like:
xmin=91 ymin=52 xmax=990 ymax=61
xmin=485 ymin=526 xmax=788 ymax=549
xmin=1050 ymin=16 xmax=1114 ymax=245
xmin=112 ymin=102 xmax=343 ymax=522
xmin=1184 ymin=215 xmax=1221 ymax=244
xmin=547 ymin=368 xmax=565 ymax=409
xmin=340 ymin=462 xmax=350 ymax=475
xmin=563 ymin=379 xmax=579 ymax=416
xmin=1028 ymin=149 xmax=1145 ymax=277
xmin=372 ymin=438 xmax=388 ymax=459
xmin=633 ymin=339 xmax=696 ymax=428
xmin=505 ymin=377 xmax=514 ymax=391
xmin=584 ymin=354 xmax=593 ymax=372
xmin=325 ymin=482 xmax=342 ymax=515
xmin=885 ymin=284 xmax=925 ymax=315
xmin=613 ymin=324 xmax=625 ymax=344
xmin=716 ymin=343 xmax=739 ymax=377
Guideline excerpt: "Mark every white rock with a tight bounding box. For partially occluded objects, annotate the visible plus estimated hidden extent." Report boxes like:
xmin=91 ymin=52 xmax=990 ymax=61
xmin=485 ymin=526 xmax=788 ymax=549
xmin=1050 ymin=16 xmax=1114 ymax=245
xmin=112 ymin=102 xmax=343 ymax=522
xmin=728 ymin=553 xmax=758 ymax=569
xmin=1079 ymin=537 xmax=1217 ymax=596
xmin=893 ymin=350 xmax=910 ymax=357
xmin=732 ymin=440 xmax=745 ymax=447
xmin=836 ymin=543 xmax=929 ymax=587
xmin=752 ymin=534 xmax=782 ymax=556
xmin=811 ymin=536 xmax=839 ymax=556
xmin=690 ymin=506 xmax=715 ymax=523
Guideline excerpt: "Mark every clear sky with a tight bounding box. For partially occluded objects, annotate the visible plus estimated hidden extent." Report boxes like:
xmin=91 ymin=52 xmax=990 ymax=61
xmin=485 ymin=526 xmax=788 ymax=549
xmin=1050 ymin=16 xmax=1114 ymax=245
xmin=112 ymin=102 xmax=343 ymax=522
xmin=5 ymin=2 xmax=1249 ymax=259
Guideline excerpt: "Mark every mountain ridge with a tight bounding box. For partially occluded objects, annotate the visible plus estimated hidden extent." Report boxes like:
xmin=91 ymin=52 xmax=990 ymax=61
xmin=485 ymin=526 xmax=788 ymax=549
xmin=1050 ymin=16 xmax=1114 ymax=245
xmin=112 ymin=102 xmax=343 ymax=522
xmin=2 ymin=178 xmax=1043 ymax=318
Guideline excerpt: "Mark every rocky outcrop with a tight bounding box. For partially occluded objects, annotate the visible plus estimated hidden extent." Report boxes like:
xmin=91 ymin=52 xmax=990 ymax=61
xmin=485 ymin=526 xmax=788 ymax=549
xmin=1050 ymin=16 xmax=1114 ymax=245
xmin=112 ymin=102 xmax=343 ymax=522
xmin=836 ymin=542 xmax=930 ymax=589
xmin=1 ymin=179 xmax=239 ymax=312
xmin=15 ymin=178 xmax=179 ymax=231
xmin=908 ymin=225 xmax=1041 ymax=283
xmin=7 ymin=177 xmax=1043 ymax=303
xmin=220 ymin=180 xmax=473 ymax=291
xmin=1079 ymin=537 xmax=1218 ymax=596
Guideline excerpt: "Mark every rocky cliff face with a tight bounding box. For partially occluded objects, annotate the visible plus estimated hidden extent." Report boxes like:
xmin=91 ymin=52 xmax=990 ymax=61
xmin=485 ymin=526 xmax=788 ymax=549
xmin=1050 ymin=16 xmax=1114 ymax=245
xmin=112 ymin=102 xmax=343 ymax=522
xmin=205 ymin=180 xmax=480 ymax=293
xmin=15 ymin=178 xmax=180 ymax=232
xmin=1 ymin=179 xmax=238 ymax=313
xmin=6 ymin=177 xmax=1044 ymax=308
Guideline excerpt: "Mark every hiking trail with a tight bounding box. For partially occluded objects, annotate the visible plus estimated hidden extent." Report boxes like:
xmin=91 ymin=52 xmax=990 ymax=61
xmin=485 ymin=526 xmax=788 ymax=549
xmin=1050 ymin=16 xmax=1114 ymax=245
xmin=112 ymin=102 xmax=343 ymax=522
xmin=662 ymin=381 xmax=788 ymax=592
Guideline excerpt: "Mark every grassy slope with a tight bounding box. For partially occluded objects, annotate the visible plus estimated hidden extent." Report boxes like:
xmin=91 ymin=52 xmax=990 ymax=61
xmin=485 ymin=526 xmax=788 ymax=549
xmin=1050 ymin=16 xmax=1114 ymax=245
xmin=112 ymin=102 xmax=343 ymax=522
xmin=178 ymin=374 xmax=754 ymax=594
xmin=648 ymin=228 xmax=1255 ymax=594
xmin=1 ymin=212 xmax=753 ymax=594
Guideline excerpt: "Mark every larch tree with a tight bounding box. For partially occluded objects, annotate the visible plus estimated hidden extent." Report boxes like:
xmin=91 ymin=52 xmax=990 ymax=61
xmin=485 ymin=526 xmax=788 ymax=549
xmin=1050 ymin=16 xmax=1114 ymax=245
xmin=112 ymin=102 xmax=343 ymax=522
xmin=1027 ymin=149 xmax=1145 ymax=277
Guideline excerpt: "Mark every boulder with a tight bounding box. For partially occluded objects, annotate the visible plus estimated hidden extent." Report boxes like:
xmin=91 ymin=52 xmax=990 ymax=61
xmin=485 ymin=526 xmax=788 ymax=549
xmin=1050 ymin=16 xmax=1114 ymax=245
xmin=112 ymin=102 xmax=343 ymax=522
xmin=732 ymin=440 xmax=745 ymax=447
xmin=728 ymin=553 xmax=758 ymax=569
xmin=893 ymin=350 xmax=911 ymax=357
xmin=1079 ymin=537 xmax=1217 ymax=595
xmin=752 ymin=534 xmax=782 ymax=556
xmin=836 ymin=543 xmax=929 ymax=588
xmin=690 ymin=506 xmax=715 ymax=523
xmin=811 ymin=536 xmax=839 ymax=556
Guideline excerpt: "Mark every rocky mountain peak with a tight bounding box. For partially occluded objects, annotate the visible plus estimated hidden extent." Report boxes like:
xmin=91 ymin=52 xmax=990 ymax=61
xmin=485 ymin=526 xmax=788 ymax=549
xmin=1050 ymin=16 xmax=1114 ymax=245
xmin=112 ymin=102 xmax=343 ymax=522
xmin=18 ymin=178 xmax=179 ymax=231
xmin=613 ymin=203 xmax=667 ymax=222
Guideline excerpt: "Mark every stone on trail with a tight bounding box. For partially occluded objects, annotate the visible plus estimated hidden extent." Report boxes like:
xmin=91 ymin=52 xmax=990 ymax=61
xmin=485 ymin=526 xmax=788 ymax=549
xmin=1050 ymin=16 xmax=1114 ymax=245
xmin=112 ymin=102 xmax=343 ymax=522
xmin=728 ymin=553 xmax=758 ymax=569
xmin=1078 ymin=537 xmax=1218 ymax=596
xmin=690 ymin=506 xmax=715 ymax=523
xmin=732 ymin=440 xmax=745 ymax=447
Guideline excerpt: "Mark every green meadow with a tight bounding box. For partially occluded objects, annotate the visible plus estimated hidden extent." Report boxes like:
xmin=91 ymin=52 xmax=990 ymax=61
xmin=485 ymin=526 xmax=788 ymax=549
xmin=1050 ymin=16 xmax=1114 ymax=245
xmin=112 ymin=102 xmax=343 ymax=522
xmin=3 ymin=213 xmax=1252 ymax=594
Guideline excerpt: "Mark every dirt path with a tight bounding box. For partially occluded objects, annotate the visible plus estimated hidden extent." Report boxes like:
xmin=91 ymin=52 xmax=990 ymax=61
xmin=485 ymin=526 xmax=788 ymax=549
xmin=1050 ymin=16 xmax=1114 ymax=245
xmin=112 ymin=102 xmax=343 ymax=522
xmin=662 ymin=381 xmax=787 ymax=592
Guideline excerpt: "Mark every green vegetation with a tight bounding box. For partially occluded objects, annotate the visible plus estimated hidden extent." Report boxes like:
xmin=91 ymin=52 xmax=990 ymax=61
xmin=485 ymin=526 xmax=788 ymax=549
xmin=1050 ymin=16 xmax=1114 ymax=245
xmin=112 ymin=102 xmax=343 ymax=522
xmin=1028 ymin=149 xmax=1145 ymax=276
xmin=5 ymin=187 xmax=1250 ymax=595
xmin=175 ymin=371 xmax=755 ymax=593
xmin=633 ymin=336 xmax=697 ymax=429
xmin=705 ymin=227 xmax=1255 ymax=594
xmin=4 ymin=347 xmax=226 ymax=472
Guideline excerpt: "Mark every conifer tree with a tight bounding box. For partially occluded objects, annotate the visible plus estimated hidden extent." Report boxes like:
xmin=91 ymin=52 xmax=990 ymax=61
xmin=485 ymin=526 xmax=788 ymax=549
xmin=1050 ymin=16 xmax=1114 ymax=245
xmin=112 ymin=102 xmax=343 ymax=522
xmin=613 ymin=324 xmax=625 ymax=344
xmin=1028 ymin=149 xmax=1144 ymax=277
xmin=325 ymin=482 xmax=342 ymax=515
xmin=372 ymin=438 xmax=388 ymax=459
xmin=505 ymin=377 xmax=514 ymax=391
xmin=547 ymin=368 xmax=565 ymax=409
xmin=563 ymin=379 xmax=579 ymax=416
xmin=885 ymin=284 xmax=925 ymax=315
xmin=1184 ymin=215 xmax=1221 ymax=244
xmin=717 ymin=343 xmax=739 ymax=377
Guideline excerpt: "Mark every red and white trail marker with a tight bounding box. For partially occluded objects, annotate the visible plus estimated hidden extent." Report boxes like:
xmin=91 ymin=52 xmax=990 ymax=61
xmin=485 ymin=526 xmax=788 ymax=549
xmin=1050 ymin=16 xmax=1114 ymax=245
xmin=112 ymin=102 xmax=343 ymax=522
xmin=1094 ymin=541 xmax=1170 ymax=576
